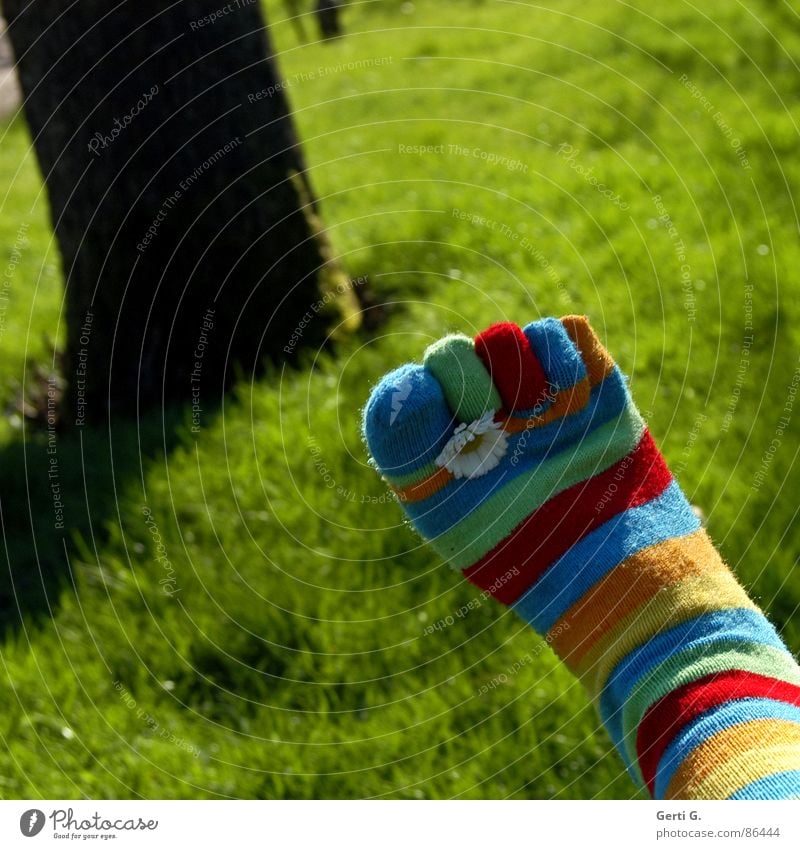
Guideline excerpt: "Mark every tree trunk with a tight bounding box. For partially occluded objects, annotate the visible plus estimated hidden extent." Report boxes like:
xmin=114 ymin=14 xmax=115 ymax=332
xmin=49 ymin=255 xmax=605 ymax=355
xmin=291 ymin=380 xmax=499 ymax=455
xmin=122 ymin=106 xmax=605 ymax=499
xmin=3 ymin=0 xmax=327 ymax=424
xmin=315 ymin=0 xmax=342 ymax=39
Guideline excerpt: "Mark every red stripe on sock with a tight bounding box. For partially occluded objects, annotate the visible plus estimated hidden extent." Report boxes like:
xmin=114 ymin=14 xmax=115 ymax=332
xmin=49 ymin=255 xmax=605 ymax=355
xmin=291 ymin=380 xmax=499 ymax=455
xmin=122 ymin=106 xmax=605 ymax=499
xmin=475 ymin=322 xmax=550 ymax=412
xmin=462 ymin=429 xmax=671 ymax=604
xmin=638 ymin=670 xmax=800 ymax=795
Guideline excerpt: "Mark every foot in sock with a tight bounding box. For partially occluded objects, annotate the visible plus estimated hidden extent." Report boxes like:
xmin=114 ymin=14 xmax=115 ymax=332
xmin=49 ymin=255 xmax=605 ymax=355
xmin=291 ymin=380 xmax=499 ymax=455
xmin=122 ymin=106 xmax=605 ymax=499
xmin=362 ymin=316 xmax=800 ymax=800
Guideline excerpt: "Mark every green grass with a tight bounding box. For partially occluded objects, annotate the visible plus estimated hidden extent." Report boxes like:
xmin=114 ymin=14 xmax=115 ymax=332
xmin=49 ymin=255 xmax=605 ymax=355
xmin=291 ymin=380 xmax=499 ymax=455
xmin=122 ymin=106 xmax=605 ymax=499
xmin=1 ymin=0 xmax=799 ymax=798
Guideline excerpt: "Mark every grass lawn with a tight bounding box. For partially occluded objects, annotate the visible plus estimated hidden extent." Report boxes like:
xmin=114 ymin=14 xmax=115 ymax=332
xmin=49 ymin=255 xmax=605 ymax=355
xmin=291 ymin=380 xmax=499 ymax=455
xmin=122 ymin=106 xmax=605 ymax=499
xmin=0 ymin=0 xmax=799 ymax=798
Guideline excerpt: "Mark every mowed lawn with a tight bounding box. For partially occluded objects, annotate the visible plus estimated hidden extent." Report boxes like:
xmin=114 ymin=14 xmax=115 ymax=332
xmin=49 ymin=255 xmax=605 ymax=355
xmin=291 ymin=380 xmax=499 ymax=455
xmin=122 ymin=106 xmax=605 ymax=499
xmin=0 ymin=0 xmax=799 ymax=798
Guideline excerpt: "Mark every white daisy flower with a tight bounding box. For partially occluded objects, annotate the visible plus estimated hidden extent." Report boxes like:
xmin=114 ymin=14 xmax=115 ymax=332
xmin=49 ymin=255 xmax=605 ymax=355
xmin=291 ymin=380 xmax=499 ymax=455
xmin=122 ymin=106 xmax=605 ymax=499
xmin=435 ymin=410 xmax=509 ymax=480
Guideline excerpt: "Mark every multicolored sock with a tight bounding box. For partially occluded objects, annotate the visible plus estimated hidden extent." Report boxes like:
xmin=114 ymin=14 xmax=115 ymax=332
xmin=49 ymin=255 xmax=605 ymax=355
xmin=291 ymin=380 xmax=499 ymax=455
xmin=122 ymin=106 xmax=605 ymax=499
xmin=363 ymin=316 xmax=800 ymax=800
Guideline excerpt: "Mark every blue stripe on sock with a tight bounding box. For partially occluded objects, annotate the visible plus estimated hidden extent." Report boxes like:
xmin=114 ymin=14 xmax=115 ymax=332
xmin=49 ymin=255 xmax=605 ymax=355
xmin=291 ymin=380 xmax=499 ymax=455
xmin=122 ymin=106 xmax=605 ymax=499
xmin=654 ymin=699 xmax=800 ymax=799
xmin=601 ymin=608 xmax=789 ymax=763
xmin=512 ymin=481 xmax=698 ymax=634
xmin=405 ymin=370 xmax=631 ymax=537
xmin=728 ymin=770 xmax=800 ymax=800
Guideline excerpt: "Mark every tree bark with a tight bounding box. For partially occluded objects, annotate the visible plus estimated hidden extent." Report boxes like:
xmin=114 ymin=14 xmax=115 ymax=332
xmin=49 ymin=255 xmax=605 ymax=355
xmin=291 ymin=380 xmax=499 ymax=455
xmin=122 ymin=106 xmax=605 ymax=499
xmin=3 ymin=0 xmax=326 ymax=424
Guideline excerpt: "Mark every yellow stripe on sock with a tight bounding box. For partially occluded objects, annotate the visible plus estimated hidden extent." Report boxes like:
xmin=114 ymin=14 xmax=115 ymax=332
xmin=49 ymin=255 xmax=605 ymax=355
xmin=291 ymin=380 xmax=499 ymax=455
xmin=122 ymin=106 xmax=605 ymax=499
xmin=578 ymin=573 xmax=756 ymax=695
xmin=665 ymin=719 xmax=800 ymax=799
xmin=567 ymin=538 xmax=757 ymax=695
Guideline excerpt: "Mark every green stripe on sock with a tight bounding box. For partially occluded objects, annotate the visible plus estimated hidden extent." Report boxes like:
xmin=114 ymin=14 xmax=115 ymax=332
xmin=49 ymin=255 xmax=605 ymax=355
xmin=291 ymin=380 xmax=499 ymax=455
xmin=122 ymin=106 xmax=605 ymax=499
xmin=384 ymin=459 xmax=439 ymax=489
xmin=434 ymin=400 xmax=646 ymax=569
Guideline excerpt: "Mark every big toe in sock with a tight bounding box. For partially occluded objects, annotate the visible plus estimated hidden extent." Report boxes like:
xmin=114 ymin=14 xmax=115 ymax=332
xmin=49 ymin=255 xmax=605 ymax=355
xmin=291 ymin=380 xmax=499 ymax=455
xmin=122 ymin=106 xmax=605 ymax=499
xmin=363 ymin=363 xmax=454 ymax=481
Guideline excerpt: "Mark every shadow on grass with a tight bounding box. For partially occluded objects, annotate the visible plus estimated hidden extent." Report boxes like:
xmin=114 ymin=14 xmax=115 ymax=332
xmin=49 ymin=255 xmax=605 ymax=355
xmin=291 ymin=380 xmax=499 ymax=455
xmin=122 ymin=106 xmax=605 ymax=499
xmin=0 ymin=301 xmax=388 ymax=639
xmin=0 ymin=403 xmax=201 ymax=636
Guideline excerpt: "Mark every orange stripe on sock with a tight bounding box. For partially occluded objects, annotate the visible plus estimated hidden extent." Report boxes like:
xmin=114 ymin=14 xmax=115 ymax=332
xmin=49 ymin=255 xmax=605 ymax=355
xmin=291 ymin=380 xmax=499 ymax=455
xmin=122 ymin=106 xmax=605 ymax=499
xmin=547 ymin=532 xmax=757 ymax=690
xmin=392 ymin=466 xmax=451 ymax=502
xmin=498 ymin=376 xmax=591 ymax=433
xmin=549 ymin=531 xmax=716 ymax=660
xmin=581 ymin=576 xmax=756 ymax=697
xmin=560 ymin=315 xmax=616 ymax=385
xmin=665 ymin=719 xmax=800 ymax=799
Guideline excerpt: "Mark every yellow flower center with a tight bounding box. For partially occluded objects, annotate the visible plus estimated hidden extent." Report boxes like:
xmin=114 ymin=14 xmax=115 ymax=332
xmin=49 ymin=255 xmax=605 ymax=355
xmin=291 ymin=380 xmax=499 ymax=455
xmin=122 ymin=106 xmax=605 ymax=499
xmin=458 ymin=433 xmax=486 ymax=455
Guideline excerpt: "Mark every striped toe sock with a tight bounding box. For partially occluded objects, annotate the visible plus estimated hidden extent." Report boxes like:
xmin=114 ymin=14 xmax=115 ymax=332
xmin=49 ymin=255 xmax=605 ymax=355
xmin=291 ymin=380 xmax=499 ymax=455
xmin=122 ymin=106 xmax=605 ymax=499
xmin=363 ymin=316 xmax=800 ymax=799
